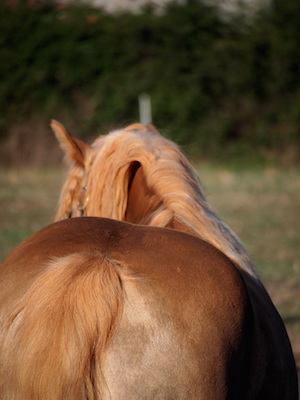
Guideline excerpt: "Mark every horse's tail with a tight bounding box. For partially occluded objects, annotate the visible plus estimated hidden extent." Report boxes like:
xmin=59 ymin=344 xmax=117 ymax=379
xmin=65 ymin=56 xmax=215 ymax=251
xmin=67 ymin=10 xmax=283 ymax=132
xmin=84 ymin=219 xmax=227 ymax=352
xmin=1 ymin=252 xmax=125 ymax=400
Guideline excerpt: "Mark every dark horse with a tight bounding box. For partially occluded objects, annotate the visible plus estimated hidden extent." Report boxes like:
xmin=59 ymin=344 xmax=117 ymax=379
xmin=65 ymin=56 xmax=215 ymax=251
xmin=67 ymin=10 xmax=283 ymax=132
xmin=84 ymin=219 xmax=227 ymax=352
xmin=0 ymin=122 xmax=297 ymax=399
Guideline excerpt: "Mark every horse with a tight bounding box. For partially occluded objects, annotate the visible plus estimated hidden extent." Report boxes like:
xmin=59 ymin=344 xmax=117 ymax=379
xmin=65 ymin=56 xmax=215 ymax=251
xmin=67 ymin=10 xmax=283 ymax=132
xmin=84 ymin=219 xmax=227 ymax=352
xmin=0 ymin=122 xmax=297 ymax=399
xmin=50 ymin=120 xmax=298 ymax=397
xmin=51 ymin=120 xmax=255 ymax=276
xmin=0 ymin=217 xmax=296 ymax=399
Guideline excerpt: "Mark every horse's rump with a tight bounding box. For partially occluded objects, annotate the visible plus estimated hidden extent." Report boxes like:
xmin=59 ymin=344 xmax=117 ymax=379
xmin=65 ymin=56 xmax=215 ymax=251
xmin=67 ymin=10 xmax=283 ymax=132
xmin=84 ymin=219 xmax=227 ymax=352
xmin=1 ymin=120 xmax=296 ymax=398
xmin=49 ymin=121 xmax=298 ymax=399
xmin=0 ymin=217 xmax=254 ymax=400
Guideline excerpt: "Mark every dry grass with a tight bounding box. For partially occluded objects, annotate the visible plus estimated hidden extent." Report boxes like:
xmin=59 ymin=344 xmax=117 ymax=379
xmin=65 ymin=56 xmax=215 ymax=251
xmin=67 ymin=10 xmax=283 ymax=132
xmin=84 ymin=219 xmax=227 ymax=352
xmin=0 ymin=165 xmax=299 ymax=380
xmin=0 ymin=168 xmax=64 ymax=258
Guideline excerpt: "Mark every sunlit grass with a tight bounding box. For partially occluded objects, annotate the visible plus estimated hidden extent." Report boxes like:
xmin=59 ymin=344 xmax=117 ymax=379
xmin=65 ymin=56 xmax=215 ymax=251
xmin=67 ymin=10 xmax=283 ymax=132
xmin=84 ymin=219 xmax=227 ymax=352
xmin=0 ymin=168 xmax=64 ymax=258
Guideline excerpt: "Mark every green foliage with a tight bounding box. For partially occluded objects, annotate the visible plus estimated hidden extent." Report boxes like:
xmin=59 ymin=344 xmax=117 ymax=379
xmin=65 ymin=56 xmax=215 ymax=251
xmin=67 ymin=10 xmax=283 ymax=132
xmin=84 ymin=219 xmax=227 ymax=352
xmin=0 ymin=0 xmax=299 ymax=161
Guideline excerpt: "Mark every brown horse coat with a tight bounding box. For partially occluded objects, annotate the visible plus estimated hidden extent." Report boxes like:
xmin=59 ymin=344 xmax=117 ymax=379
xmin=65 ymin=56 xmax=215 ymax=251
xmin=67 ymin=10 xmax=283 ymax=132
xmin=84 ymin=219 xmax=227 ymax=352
xmin=0 ymin=217 xmax=280 ymax=399
xmin=0 ymin=122 xmax=297 ymax=399
xmin=48 ymin=121 xmax=298 ymax=399
xmin=51 ymin=120 xmax=257 ymax=276
xmin=0 ymin=218 xmax=297 ymax=399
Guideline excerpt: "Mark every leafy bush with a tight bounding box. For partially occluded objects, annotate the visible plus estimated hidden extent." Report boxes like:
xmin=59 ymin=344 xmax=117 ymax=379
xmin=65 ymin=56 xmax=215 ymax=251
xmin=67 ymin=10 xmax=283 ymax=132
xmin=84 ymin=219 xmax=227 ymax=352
xmin=0 ymin=0 xmax=299 ymax=163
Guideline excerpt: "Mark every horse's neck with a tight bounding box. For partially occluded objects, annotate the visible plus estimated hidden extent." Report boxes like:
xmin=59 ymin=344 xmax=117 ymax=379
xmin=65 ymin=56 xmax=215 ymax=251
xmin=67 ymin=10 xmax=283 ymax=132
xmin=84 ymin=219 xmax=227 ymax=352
xmin=125 ymin=166 xmax=163 ymax=225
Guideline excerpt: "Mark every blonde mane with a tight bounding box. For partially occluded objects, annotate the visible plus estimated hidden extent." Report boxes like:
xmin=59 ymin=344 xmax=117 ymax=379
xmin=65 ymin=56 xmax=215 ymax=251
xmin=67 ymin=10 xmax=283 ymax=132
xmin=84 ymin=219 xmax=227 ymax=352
xmin=55 ymin=123 xmax=256 ymax=277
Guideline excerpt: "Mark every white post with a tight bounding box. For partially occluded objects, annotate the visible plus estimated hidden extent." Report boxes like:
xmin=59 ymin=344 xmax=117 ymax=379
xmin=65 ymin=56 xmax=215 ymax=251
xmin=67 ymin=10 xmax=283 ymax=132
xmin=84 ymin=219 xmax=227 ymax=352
xmin=139 ymin=93 xmax=152 ymax=124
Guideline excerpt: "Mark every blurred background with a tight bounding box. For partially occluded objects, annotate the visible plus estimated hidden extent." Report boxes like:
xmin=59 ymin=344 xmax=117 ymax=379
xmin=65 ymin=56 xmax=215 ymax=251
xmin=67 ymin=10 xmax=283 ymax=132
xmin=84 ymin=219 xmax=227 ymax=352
xmin=0 ymin=0 xmax=299 ymax=386
xmin=0 ymin=0 xmax=300 ymax=165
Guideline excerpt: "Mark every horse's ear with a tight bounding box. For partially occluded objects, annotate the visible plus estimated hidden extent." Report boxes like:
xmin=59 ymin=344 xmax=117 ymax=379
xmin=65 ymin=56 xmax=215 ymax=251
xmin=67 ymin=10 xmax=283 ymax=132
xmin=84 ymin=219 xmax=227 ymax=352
xmin=50 ymin=120 xmax=91 ymax=167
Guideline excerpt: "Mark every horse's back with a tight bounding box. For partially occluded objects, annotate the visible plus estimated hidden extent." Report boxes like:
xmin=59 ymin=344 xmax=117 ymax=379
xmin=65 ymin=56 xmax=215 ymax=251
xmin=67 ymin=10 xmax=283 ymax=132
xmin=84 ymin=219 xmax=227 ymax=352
xmin=0 ymin=217 xmax=252 ymax=399
xmin=0 ymin=217 xmax=297 ymax=399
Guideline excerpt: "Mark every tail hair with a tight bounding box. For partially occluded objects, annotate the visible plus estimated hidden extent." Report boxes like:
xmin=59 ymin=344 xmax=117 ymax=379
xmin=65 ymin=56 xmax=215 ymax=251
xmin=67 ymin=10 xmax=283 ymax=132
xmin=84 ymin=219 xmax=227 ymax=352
xmin=0 ymin=252 xmax=124 ymax=400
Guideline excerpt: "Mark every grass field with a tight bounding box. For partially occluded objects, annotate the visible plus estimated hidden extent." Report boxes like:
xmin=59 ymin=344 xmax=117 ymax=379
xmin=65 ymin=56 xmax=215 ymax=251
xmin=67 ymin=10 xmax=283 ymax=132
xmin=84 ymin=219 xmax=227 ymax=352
xmin=0 ymin=165 xmax=299 ymax=380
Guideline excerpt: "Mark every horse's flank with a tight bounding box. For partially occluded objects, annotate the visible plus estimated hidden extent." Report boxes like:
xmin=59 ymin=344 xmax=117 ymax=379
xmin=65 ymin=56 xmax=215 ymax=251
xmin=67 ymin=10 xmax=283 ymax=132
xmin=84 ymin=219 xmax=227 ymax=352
xmin=0 ymin=218 xmax=253 ymax=400
xmin=52 ymin=121 xmax=256 ymax=277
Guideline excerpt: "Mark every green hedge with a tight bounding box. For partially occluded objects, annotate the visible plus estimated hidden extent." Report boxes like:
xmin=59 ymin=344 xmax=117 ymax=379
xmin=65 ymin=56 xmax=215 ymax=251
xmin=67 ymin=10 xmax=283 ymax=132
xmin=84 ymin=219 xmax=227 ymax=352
xmin=1 ymin=0 xmax=300 ymax=162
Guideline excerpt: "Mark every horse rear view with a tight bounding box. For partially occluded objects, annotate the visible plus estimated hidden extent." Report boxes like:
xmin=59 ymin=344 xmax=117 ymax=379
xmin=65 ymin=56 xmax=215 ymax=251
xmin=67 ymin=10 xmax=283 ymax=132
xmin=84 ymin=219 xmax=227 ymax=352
xmin=50 ymin=120 xmax=298 ymax=398
xmin=0 ymin=122 xmax=297 ymax=399
xmin=2 ymin=217 xmax=255 ymax=399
